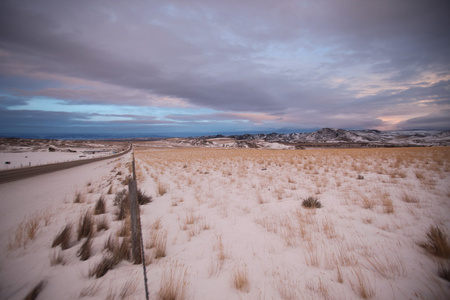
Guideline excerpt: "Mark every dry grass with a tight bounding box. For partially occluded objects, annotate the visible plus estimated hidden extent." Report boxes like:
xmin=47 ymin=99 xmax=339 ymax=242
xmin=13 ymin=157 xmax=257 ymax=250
xmin=349 ymin=267 xmax=375 ymax=299
xmin=89 ymin=255 xmax=117 ymax=278
xmin=138 ymin=188 xmax=152 ymax=205
xmin=232 ymin=265 xmax=250 ymax=293
xmin=365 ymin=251 xmax=405 ymax=279
xmin=420 ymin=225 xmax=450 ymax=258
xmin=119 ymin=278 xmax=138 ymax=299
xmin=150 ymin=230 xmax=168 ymax=259
xmin=400 ymin=190 xmax=419 ymax=203
xmin=322 ymin=217 xmax=337 ymax=239
xmin=77 ymin=211 xmax=94 ymax=241
xmin=52 ymin=224 xmax=72 ymax=250
xmin=79 ymin=281 xmax=101 ymax=297
xmin=381 ymin=194 xmax=394 ymax=214
xmin=104 ymin=235 xmax=130 ymax=262
xmin=438 ymin=262 xmax=450 ymax=282
xmin=50 ymin=250 xmax=66 ymax=266
xmin=94 ymin=196 xmax=106 ymax=215
xmin=133 ymin=146 xmax=450 ymax=299
xmin=302 ymin=196 xmax=322 ymax=209
xmin=158 ymin=261 xmax=189 ymax=300
xmin=8 ymin=213 xmax=43 ymax=250
xmin=114 ymin=190 xmax=129 ymax=221
xmin=73 ymin=192 xmax=85 ymax=204
xmin=117 ymin=217 xmax=131 ymax=237
xmin=90 ymin=236 xmax=129 ymax=278
xmin=26 ymin=214 xmax=41 ymax=241
xmin=77 ymin=236 xmax=93 ymax=261
xmin=157 ymin=182 xmax=168 ymax=196
xmin=96 ymin=216 xmax=109 ymax=232
xmin=23 ymin=279 xmax=46 ymax=300
xmin=209 ymin=234 xmax=228 ymax=276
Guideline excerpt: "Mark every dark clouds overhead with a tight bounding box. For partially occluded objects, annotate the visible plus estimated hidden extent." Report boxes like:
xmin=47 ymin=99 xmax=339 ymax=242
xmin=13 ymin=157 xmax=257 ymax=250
xmin=1 ymin=0 xmax=449 ymax=136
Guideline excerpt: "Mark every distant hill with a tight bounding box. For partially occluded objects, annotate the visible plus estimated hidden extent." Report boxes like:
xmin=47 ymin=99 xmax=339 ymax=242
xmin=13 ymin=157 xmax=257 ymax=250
xmin=186 ymin=128 xmax=450 ymax=148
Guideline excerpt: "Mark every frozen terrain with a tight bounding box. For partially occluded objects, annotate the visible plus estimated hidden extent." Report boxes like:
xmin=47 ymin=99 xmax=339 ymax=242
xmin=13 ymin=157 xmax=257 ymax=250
xmin=0 ymin=145 xmax=449 ymax=299
xmin=0 ymin=139 xmax=127 ymax=170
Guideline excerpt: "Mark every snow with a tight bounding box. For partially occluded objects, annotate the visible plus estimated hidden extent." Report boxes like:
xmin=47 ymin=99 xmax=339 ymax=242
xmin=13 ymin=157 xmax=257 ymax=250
xmin=0 ymin=150 xmax=114 ymax=170
xmin=1 ymin=146 xmax=450 ymax=299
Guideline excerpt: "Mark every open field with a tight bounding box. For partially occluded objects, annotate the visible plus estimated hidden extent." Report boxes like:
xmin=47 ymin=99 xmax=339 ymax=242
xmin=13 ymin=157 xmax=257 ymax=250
xmin=135 ymin=146 xmax=450 ymax=299
xmin=0 ymin=146 xmax=449 ymax=299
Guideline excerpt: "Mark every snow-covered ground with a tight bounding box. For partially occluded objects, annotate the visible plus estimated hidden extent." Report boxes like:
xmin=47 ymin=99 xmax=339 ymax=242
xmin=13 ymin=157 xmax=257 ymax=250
xmin=0 ymin=140 xmax=125 ymax=170
xmin=0 ymin=151 xmax=114 ymax=170
xmin=1 ymin=146 xmax=449 ymax=299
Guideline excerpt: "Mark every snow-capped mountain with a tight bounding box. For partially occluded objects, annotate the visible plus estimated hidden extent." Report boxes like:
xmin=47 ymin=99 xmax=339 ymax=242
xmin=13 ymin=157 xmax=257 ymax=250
xmin=220 ymin=128 xmax=450 ymax=147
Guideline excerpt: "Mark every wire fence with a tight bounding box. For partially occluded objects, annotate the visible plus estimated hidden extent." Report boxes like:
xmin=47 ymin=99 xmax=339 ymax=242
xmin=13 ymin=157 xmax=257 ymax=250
xmin=129 ymin=152 xmax=150 ymax=300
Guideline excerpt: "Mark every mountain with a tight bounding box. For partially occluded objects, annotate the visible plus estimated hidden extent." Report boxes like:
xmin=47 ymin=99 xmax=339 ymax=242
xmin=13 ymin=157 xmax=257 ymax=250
xmin=190 ymin=128 xmax=450 ymax=148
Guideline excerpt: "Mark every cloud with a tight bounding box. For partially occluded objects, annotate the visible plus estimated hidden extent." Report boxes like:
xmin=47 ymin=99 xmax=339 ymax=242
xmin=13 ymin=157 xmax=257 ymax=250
xmin=396 ymin=110 xmax=450 ymax=131
xmin=0 ymin=0 xmax=449 ymax=135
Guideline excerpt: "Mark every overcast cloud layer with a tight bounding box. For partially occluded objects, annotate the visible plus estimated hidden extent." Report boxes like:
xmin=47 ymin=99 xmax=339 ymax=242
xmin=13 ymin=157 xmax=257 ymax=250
xmin=1 ymin=0 xmax=449 ymax=137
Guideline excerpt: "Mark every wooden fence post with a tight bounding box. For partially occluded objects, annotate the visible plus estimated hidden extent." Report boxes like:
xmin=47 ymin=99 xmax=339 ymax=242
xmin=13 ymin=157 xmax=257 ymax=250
xmin=129 ymin=178 xmax=142 ymax=264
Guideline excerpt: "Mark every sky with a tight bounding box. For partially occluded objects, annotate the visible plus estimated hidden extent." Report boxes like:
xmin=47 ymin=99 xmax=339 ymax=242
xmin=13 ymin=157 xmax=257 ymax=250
xmin=1 ymin=0 xmax=449 ymax=137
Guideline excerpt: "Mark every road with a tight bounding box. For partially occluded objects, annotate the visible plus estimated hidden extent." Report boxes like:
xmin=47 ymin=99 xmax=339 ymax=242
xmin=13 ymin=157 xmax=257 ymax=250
xmin=0 ymin=145 xmax=132 ymax=184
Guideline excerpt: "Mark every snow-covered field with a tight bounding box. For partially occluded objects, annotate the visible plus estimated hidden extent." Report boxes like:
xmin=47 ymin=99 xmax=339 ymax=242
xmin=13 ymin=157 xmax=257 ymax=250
xmin=0 ymin=139 xmax=126 ymax=170
xmin=1 ymin=146 xmax=449 ymax=299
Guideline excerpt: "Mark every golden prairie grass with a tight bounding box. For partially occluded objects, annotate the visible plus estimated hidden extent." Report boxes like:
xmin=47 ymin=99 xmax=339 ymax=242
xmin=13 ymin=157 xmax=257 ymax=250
xmin=232 ymin=264 xmax=250 ymax=293
xmin=365 ymin=250 xmax=406 ymax=279
xmin=147 ymin=229 xmax=168 ymax=259
xmin=158 ymin=261 xmax=189 ymax=300
xmin=8 ymin=212 xmax=45 ymax=250
xmin=157 ymin=181 xmax=168 ymax=196
xmin=420 ymin=225 xmax=450 ymax=258
xmin=209 ymin=234 xmax=228 ymax=276
xmin=349 ymin=267 xmax=375 ymax=299
xmin=380 ymin=194 xmax=394 ymax=214
xmin=400 ymin=190 xmax=420 ymax=203
xmin=133 ymin=146 xmax=450 ymax=299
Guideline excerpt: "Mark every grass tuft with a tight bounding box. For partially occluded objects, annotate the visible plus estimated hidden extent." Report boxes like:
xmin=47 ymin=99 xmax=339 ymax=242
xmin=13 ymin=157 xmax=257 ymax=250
xmin=152 ymin=230 xmax=168 ymax=259
xmin=104 ymin=234 xmax=130 ymax=262
xmin=94 ymin=196 xmax=106 ymax=215
xmin=52 ymin=224 xmax=72 ymax=250
xmin=114 ymin=190 xmax=129 ymax=221
xmin=73 ymin=192 xmax=85 ymax=204
xmin=157 ymin=182 xmax=167 ymax=196
xmin=400 ymin=191 xmax=419 ymax=203
xmin=158 ymin=262 xmax=188 ymax=300
xmin=23 ymin=279 xmax=46 ymax=300
xmin=302 ymin=196 xmax=322 ymax=209
xmin=119 ymin=278 xmax=138 ymax=299
xmin=438 ymin=262 xmax=450 ymax=282
xmin=77 ymin=211 xmax=94 ymax=241
xmin=137 ymin=188 xmax=152 ymax=205
xmin=89 ymin=255 xmax=117 ymax=278
xmin=96 ymin=216 xmax=109 ymax=232
xmin=420 ymin=225 xmax=450 ymax=258
xmin=77 ymin=236 xmax=93 ymax=261
xmin=50 ymin=250 xmax=66 ymax=266
xmin=92 ymin=235 xmax=130 ymax=278
xmin=232 ymin=265 xmax=250 ymax=293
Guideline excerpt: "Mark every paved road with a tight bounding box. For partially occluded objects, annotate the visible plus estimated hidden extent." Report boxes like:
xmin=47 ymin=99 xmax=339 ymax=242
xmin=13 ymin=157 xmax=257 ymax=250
xmin=0 ymin=145 xmax=132 ymax=184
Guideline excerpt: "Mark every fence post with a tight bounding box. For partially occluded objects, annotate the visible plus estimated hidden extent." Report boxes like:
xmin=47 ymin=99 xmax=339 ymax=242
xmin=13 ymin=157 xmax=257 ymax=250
xmin=129 ymin=178 xmax=142 ymax=264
